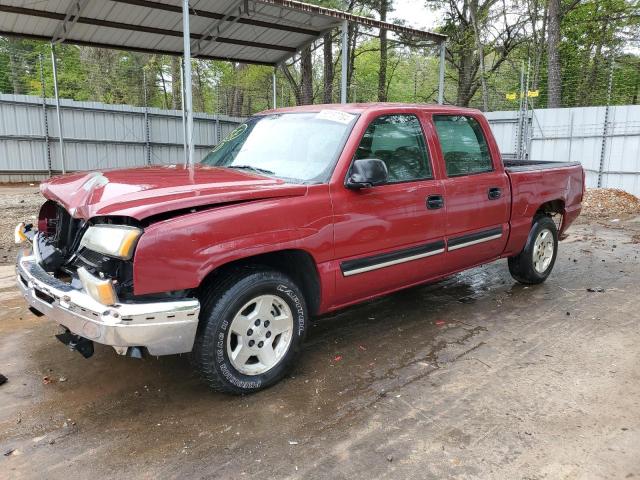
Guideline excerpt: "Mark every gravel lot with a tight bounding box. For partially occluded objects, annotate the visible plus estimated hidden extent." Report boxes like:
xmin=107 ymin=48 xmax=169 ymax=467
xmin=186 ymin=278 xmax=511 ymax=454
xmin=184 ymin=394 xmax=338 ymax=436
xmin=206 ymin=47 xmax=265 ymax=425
xmin=0 ymin=185 xmax=639 ymax=479
xmin=0 ymin=185 xmax=41 ymax=264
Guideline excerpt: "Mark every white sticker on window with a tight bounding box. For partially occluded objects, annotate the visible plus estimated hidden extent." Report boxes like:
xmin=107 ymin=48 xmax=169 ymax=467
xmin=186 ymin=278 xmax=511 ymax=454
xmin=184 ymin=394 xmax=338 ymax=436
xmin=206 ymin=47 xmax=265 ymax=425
xmin=315 ymin=109 xmax=355 ymax=124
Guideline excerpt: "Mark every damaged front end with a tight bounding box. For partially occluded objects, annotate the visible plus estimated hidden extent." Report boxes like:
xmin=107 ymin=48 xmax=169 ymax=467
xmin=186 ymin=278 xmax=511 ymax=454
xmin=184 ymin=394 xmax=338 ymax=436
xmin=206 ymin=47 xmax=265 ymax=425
xmin=15 ymin=201 xmax=200 ymax=358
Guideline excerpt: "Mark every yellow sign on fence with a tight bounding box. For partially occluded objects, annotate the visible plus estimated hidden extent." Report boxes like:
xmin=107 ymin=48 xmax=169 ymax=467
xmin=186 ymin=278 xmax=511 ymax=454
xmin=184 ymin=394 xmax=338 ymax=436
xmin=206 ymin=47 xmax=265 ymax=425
xmin=505 ymin=90 xmax=540 ymax=100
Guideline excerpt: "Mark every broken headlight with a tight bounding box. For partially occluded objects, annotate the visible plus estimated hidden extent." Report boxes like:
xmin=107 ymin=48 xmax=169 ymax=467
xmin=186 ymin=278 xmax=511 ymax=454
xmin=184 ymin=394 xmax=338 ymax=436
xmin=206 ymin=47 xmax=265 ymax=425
xmin=79 ymin=225 xmax=142 ymax=260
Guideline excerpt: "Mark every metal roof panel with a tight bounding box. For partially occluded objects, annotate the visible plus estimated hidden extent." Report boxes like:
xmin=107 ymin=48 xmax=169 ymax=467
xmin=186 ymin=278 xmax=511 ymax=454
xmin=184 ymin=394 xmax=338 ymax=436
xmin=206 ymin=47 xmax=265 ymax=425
xmin=0 ymin=0 xmax=445 ymax=65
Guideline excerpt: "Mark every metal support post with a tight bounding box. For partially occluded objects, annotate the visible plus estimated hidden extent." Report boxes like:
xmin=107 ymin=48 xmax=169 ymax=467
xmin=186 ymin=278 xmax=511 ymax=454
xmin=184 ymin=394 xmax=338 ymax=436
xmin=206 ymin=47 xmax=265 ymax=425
xmin=516 ymin=61 xmax=525 ymax=158
xmin=143 ymin=70 xmax=151 ymax=165
xmin=215 ymin=84 xmax=221 ymax=145
xmin=272 ymin=69 xmax=277 ymax=109
xmin=567 ymin=111 xmax=574 ymax=162
xmin=340 ymin=20 xmax=348 ymax=104
xmin=50 ymin=44 xmax=66 ymax=174
xmin=180 ymin=60 xmax=187 ymax=164
xmin=598 ymin=59 xmax=615 ymax=188
xmin=438 ymin=42 xmax=446 ymax=105
xmin=182 ymin=0 xmax=194 ymax=166
xmin=39 ymin=54 xmax=51 ymax=175
xmin=523 ymin=58 xmax=531 ymax=159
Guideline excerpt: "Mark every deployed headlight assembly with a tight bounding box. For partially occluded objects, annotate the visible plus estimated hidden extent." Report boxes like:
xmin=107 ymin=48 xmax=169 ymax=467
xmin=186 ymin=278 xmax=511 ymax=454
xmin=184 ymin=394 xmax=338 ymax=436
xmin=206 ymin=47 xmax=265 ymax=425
xmin=79 ymin=225 xmax=142 ymax=260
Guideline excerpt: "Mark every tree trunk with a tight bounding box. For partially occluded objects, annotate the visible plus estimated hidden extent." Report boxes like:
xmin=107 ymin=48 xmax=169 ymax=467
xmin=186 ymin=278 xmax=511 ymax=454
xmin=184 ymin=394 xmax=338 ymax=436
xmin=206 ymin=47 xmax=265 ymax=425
xmin=456 ymin=33 xmax=477 ymax=106
xmin=547 ymin=0 xmax=562 ymax=108
xmin=300 ymin=45 xmax=313 ymax=105
xmin=8 ymin=39 xmax=24 ymax=94
xmin=348 ymin=23 xmax=359 ymax=98
xmin=280 ymin=62 xmax=302 ymax=105
xmin=323 ymin=32 xmax=334 ymax=103
xmin=531 ymin=0 xmax=548 ymax=91
xmin=158 ymin=58 xmax=169 ymax=109
xmin=194 ymin=60 xmax=206 ymax=113
xmin=469 ymin=1 xmax=488 ymax=111
xmin=377 ymin=0 xmax=388 ymax=102
xmin=171 ymin=56 xmax=182 ymax=110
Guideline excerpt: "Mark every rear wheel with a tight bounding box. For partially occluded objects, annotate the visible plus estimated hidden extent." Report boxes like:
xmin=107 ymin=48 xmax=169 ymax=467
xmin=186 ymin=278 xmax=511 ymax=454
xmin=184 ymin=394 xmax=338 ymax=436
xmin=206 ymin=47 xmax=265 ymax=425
xmin=508 ymin=216 xmax=558 ymax=284
xmin=192 ymin=267 xmax=307 ymax=394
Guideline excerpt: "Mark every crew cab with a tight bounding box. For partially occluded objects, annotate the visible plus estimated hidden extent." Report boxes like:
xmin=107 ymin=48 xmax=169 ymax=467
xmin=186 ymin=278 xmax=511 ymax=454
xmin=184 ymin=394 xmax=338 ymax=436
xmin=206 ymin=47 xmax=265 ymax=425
xmin=15 ymin=104 xmax=584 ymax=394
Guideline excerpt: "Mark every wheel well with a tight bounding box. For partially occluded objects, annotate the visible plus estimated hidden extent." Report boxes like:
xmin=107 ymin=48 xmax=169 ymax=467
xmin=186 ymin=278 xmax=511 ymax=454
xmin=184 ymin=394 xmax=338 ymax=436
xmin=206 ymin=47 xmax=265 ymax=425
xmin=200 ymin=250 xmax=322 ymax=316
xmin=535 ymin=199 xmax=565 ymax=230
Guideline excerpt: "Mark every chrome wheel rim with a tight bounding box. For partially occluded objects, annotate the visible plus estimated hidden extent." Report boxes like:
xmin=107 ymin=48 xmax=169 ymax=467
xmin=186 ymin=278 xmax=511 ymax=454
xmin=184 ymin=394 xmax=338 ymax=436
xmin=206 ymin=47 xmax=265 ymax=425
xmin=226 ymin=294 xmax=294 ymax=376
xmin=533 ymin=229 xmax=554 ymax=274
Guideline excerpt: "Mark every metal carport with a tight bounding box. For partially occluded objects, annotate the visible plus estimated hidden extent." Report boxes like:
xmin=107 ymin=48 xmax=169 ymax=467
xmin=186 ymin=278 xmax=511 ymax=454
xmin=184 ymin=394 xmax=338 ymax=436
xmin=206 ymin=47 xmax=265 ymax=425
xmin=0 ymin=0 xmax=446 ymax=169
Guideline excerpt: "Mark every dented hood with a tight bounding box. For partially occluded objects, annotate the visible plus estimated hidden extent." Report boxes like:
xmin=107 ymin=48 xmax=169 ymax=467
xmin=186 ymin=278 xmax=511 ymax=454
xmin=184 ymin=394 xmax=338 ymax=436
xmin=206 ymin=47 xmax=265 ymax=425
xmin=40 ymin=165 xmax=308 ymax=220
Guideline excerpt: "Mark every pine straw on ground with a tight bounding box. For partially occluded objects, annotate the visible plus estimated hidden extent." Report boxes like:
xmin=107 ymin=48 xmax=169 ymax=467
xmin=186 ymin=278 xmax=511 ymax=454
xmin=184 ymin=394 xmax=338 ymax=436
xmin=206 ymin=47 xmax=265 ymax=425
xmin=581 ymin=188 xmax=640 ymax=219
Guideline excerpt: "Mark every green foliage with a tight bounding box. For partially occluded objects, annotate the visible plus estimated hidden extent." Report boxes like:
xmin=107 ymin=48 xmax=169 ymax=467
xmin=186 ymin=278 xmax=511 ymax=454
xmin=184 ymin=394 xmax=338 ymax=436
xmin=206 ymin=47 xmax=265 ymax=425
xmin=0 ymin=0 xmax=638 ymax=112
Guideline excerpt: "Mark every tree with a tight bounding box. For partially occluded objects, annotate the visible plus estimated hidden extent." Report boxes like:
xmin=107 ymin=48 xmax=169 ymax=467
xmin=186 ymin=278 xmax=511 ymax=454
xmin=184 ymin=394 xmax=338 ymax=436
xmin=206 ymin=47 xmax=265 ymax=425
xmin=323 ymin=32 xmax=334 ymax=103
xmin=171 ymin=56 xmax=181 ymax=110
xmin=430 ymin=0 xmax=527 ymax=107
xmin=546 ymin=0 xmax=562 ymax=107
xmin=376 ymin=0 xmax=392 ymax=102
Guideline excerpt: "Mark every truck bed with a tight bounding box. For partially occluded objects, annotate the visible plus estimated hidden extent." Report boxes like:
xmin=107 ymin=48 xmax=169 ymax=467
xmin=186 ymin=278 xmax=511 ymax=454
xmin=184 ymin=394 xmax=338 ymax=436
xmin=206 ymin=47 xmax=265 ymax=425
xmin=501 ymin=159 xmax=584 ymax=257
xmin=503 ymin=159 xmax=582 ymax=172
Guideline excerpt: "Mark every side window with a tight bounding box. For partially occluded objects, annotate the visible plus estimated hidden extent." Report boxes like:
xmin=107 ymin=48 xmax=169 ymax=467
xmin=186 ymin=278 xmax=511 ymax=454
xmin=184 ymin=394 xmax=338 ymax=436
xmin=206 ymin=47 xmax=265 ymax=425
xmin=354 ymin=114 xmax=432 ymax=183
xmin=433 ymin=115 xmax=493 ymax=177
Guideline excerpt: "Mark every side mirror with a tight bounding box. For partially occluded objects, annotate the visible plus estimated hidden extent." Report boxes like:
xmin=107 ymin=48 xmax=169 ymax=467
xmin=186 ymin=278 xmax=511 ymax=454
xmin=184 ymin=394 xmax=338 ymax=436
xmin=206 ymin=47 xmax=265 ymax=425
xmin=346 ymin=158 xmax=389 ymax=189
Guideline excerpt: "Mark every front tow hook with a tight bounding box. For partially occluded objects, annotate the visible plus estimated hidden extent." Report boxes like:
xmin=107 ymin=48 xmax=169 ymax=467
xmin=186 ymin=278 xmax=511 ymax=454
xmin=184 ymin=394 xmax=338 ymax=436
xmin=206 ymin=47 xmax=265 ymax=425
xmin=55 ymin=329 xmax=95 ymax=359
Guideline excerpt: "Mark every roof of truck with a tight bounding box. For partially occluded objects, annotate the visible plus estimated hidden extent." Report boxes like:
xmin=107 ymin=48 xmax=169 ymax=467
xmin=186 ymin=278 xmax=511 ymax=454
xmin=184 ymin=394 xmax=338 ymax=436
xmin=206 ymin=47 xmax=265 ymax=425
xmin=260 ymin=103 xmax=483 ymax=116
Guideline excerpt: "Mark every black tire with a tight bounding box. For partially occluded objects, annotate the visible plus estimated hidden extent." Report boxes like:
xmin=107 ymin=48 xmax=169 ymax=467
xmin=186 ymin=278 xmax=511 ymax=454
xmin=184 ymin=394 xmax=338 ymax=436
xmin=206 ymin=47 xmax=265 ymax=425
xmin=508 ymin=215 xmax=559 ymax=285
xmin=191 ymin=266 xmax=308 ymax=394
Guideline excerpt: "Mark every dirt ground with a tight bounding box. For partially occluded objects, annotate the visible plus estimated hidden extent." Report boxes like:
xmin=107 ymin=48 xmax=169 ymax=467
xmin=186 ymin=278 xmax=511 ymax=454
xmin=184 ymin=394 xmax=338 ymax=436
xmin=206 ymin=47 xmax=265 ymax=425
xmin=1 ymin=194 xmax=640 ymax=479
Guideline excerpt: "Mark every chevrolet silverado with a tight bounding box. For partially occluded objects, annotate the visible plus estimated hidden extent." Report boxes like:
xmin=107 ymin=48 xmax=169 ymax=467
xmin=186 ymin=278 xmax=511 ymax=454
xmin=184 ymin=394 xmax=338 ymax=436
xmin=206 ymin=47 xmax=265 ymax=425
xmin=15 ymin=104 xmax=585 ymax=393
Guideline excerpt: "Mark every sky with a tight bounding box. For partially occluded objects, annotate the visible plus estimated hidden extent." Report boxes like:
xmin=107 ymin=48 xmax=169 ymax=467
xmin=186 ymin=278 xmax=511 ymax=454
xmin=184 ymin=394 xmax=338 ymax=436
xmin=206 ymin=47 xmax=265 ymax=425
xmin=390 ymin=0 xmax=440 ymax=31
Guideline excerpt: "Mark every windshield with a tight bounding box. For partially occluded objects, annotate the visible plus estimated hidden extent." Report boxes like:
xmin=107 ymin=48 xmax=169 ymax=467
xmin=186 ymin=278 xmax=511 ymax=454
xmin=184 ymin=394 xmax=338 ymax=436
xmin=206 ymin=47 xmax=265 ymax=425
xmin=200 ymin=111 xmax=357 ymax=183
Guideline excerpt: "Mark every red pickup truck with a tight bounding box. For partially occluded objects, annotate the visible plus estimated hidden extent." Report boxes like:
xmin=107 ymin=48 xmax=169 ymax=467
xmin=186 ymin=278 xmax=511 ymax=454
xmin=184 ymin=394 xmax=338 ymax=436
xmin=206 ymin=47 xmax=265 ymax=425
xmin=16 ymin=104 xmax=584 ymax=393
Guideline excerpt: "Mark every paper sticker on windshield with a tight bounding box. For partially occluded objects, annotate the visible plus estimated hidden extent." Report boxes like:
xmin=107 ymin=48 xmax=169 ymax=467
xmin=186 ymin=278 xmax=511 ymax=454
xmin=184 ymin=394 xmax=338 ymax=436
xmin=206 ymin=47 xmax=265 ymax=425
xmin=315 ymin=110 xmax=355 ymax=124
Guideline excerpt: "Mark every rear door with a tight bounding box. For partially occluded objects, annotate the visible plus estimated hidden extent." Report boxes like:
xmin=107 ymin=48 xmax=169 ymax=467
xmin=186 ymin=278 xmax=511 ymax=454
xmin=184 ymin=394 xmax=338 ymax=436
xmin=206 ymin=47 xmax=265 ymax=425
xmin=431 ymin=114 xmax=510 ymax=271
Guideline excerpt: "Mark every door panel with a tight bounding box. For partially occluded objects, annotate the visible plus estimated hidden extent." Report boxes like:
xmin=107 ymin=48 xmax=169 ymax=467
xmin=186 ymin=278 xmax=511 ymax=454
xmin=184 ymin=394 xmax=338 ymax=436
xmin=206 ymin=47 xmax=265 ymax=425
xmin=331 ymin=181 xmax=446 ymax=305
xmin=443 ymin=173 xmax=509 ymax=270
xmin=431 ymin=114 xmax=510 ymax=270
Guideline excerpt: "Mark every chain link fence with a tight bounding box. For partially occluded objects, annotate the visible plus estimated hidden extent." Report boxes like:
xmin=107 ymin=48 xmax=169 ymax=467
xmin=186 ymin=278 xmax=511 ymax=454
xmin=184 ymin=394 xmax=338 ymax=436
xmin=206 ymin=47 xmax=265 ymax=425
xmin=2 ymin=38 xmax=638 ymax=115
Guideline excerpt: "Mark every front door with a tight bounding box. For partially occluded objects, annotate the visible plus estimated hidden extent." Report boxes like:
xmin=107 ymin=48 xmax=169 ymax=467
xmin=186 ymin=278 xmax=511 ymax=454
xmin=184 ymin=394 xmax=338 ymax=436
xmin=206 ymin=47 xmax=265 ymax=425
xmin=431 ymin=114 xmax=510 ymax=271
xmin=331 ymin=113 xmax=446 ymax=306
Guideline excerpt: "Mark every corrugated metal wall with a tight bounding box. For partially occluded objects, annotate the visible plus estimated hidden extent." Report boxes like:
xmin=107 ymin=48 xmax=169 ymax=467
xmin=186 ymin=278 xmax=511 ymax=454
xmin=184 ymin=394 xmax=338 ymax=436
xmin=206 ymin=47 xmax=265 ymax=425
xmin=486 ymin=105 xmax=640 ymax=195
xmin=1 ymin=95 xmax=639 ymax=195
xmin=0 ymin=94 xmax=244 ymax=182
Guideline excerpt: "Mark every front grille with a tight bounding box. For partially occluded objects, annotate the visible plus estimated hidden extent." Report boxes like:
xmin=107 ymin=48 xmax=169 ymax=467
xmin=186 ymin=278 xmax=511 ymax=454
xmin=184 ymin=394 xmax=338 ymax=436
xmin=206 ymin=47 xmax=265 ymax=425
xmin=51 ymin=204 xmax=84 ymax=254
xmin=37 ymin=202 xmax=86 ymax=273
xmin=39 ymin=203 xmax=136 ymax=299
xmin=75 ymin=248 xmax=110 ymax=268
xmin=72 ymin=247 xmax=135 ymax=298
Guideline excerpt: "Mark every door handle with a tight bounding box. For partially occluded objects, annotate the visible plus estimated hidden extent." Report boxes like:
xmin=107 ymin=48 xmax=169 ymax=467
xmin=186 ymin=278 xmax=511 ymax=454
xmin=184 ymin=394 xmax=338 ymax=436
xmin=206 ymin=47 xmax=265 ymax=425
xmin=488 ymin=187 xmax=502 ymax=200
xmin=426 ymin=195 xmax=444 ymax=210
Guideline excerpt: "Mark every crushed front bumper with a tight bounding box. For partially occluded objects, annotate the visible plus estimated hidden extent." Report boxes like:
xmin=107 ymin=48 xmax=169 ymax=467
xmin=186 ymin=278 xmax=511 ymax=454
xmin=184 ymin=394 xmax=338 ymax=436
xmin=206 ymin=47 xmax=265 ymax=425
xmin=16 ymin=249 xmax=200 ymax=356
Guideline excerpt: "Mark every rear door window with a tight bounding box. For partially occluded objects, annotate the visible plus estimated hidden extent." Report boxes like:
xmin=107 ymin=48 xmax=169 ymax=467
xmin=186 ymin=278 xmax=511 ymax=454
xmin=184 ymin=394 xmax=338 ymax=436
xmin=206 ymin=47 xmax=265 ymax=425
xmin=433 ymin=115 xmax=492 ymax=177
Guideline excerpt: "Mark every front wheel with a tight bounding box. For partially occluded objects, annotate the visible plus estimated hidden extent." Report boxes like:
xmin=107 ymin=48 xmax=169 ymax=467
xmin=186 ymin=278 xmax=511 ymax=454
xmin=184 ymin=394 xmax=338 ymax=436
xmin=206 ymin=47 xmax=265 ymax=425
xmin=508 ymin=216 xmax=559 ymax=284
xmin=191 ymin=267 xmax=307 ymax=394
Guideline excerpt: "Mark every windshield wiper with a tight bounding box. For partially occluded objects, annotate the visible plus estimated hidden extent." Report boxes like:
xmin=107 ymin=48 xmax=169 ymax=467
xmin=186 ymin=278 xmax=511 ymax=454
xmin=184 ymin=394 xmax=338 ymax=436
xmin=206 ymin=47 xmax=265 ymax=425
xmin=227 ymin=165 xmax=275 ymax=176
